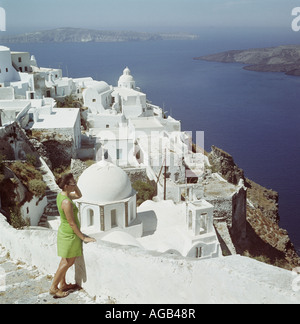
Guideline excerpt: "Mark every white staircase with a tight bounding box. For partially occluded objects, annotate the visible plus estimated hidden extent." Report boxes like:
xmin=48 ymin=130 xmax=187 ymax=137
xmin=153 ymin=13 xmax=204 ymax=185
xmin=37 ymin=159 xmax=60 ymax=227
xmin=0 ymin=245 xmax=97 ymax=304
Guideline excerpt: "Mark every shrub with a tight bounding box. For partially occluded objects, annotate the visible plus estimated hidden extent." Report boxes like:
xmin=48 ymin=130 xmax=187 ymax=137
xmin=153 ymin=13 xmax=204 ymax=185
xmin=8 ymin=206 xmax=29 ymax=229
xmin=9 ymin=161 xmax=45 ymax=198
xmin=26 ymin=154 xmax=37 ymax=166
xmin=10 ymin=161 xmax=43 ymax=183
xmin=28 ymin=179 xmax=47 ymax=197
xmin=132 ymin=180 xmax=157 ymax=206
xmin=0 ymin=154 xmax=5 ymax=178
xmin=85 ymin=160 xmax=96 ymax=168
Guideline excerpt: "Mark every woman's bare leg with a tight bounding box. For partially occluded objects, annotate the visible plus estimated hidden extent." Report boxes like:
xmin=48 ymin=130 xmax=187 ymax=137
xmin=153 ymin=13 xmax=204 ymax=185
xmin=59 ymin=258 xmax=77 ymax=290
xmin=50 ymin=257 xmax=76 ymax=296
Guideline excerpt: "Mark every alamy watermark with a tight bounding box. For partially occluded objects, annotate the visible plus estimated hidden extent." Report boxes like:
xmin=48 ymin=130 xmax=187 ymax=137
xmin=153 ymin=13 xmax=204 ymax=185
xmin=94 ymin=129 xmax=205 ymax=178
xmin=0 ymin=7 xmax=5 ymax=32
xmin=292 ymin=7 xmax=300 ymax=32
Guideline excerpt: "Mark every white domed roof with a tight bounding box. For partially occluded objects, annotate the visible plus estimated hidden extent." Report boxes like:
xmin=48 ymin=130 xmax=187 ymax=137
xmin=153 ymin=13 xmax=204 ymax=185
xmin=123 ymin=67 xmax=131 ymax=75
xmin=119 ymin=74 xmax=134 ymax=82
xmin=118 ymin=66 xmax=135 ymax=85
xmin=78 ymin=161 xmax=134 ymax=203
xmin=84 ymin=80 xmax=110 ymax=94
xmin=94 ymin=81 xmax=110 ymax=94
xmin=0 ymin=46 xmax=10 ymax=52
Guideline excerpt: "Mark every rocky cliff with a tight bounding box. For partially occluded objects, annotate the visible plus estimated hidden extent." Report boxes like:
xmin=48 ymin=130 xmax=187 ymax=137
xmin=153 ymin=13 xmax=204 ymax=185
xmin=208 ymin=146 xmax=300 ymax=270
xmin=209 ymin=145 xmax=247 ymax=186
xmin=195 ymin=45 xmax=300 ymax=76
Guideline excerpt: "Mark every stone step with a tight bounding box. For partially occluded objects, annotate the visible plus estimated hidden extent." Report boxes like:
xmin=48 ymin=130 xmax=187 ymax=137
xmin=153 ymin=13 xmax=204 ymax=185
xmin=46 ymin=189 xmax=58 ymax=196
xmin=0 ymin=246 xmax=98 ymax=304
xmin=44 ymin=206 xmax=59 ymax=215
xmin=47 ymin=198 xmax=57 ymax=205
xmin=38 ymin=215 xmax=48 ymax=227
xmin=46 ymin=186 xmax=60 ymax=193
xmin=44 ymin=212 xmax=59 ymax=218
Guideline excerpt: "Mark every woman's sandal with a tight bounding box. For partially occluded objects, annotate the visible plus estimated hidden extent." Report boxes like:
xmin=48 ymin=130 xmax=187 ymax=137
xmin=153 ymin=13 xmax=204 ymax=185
xmin=50 ymin=288 xmax=69 ymax=299
xmin=61 ymin=284 xmax=79 ymax=292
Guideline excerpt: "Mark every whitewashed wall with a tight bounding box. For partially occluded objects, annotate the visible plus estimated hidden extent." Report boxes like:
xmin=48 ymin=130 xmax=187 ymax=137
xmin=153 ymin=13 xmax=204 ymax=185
xmin=0 ymin=213 xmax=299 ymax=304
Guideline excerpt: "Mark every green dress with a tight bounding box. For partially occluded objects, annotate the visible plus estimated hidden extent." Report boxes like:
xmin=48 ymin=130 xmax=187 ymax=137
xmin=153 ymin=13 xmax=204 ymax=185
xmin=57 ymin=193 xmax=82 ymax=259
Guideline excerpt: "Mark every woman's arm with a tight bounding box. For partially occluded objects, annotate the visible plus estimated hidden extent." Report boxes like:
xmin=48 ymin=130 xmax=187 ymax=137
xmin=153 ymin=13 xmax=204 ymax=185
xmin=62 ymin=200 xmax=96 ymax=243
xmin=69 ymin=184 xmax=82 ymax=200
xmin=62 ymin=199 xmax=85 ymax=241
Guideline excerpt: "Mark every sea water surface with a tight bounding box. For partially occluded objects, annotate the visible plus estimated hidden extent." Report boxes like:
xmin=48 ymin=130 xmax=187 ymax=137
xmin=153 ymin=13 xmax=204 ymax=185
xmin=6 ymin=30 xmax=300 ymax=252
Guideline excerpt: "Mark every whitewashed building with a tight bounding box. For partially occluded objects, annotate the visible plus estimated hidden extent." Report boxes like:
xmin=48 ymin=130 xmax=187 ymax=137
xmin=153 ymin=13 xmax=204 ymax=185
xmin=82 ymin=80 xmax=113 ymax=115
xmin=184 ymin=199 xmax=221 ymax=259
xmin=31 ymin=66 xmax=74 ymax=99
xmin=11 ymin=51 xmax=34 ymax=74
xmin=30 ymin=104 xmax=82 ymax=151
xmin=74 ymin=160 xmax=220 ymax=260
xmin=77 ymin=161 xmax=142 ymax=237
xmin=0 ymin=46 xmax=35 ymax=99
xmin=0 ymin=46 xmax=20 ymax=84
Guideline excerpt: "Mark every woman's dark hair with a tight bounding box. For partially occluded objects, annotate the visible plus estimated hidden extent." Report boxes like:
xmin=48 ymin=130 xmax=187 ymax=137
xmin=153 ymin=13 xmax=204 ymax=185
xmin=56 ymin=173 xmax=75 ymax=190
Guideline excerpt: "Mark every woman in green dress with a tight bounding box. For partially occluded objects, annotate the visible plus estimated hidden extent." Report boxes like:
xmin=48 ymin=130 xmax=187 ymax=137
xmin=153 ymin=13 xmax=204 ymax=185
xmin=50 ymin=173 xmax=96 ymax=299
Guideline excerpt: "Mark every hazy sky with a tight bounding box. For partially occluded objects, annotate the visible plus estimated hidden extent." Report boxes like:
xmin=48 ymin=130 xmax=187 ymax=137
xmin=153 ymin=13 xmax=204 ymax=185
xmin=0 ymin=0 xmax=299 ymax=33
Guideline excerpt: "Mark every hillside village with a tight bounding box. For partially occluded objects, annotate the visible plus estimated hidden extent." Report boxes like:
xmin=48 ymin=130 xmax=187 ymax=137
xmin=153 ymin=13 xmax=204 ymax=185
xmin=0 ymin=44 xmax=299 ymax=303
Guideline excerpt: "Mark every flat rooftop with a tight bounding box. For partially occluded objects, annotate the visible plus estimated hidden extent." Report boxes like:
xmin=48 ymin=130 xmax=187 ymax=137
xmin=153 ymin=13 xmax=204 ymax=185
xmin=0 ymin=100 xmax=31 ymax=111
xmin=130 ymin=117 xmax=164 ymax=130
xmin=31 ymin=108 xmax=80 ymax=129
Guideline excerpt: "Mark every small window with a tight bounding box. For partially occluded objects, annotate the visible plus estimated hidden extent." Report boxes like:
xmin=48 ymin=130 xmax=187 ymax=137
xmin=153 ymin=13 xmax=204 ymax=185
xmin=92 ymin=99 xmax=96 ymax=102
xmin=117 ymin=149 xmax=122 ymax=160
xmin=189 ymin=211 xmax=193 ymax=231
xmin=6 ymin=68 xmax=8 ymax=72
xmin=87 ymin=209 xmax=94 ymax=227
xmin=18 ymin=57 xmax=22 ymax=63
xmin=104 ymin=150 xmax=108 ymax=160
xmin=106 ymin=124 xmax=109 ymax=129
xmin=111 ymin=210 xmax=117 ymax=228
xmin=25 ymin=66 xmax=28 ymax=72
xmin=19 ymin=67 xmax=23 ymax=72
xmin=130 ymin=202 xmax=134 ymax=222
xmin=196 ymin=247 xmax=202 ymax=258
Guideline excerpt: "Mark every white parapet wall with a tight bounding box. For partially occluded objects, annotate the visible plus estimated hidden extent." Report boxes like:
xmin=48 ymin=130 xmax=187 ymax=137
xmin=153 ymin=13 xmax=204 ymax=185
xmin=0 ymin=213 xmax=299 ymax=304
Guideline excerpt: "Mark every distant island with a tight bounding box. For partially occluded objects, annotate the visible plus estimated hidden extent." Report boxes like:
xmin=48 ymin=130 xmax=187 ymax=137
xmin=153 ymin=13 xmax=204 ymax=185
xmin=0 ymin=27 xmax=199 ymax=43
xmin=194 ymin=45 xmax=300 ymax=76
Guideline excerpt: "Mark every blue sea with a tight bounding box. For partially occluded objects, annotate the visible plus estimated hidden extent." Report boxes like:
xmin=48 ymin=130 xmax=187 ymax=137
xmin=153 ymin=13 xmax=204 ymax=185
xmin=5 ymin=28 xmax=300 ymax=253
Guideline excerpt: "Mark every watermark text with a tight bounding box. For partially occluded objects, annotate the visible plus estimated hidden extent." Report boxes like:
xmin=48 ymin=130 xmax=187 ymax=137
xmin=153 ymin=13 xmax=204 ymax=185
xmin=292 ymin=7 xmax=300 ymax=32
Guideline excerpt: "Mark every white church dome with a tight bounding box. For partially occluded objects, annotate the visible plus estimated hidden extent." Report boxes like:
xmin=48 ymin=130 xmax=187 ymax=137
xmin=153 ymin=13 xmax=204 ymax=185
xmin=123 ymin=67 xmax=131 ymax=75
xmin=78 ymin=161 xmax=134 ymax=203
xmin=118 ymin=66 xmax=135 ymax=88
xmin=0 ymin=46 xmax=10 ymax=52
